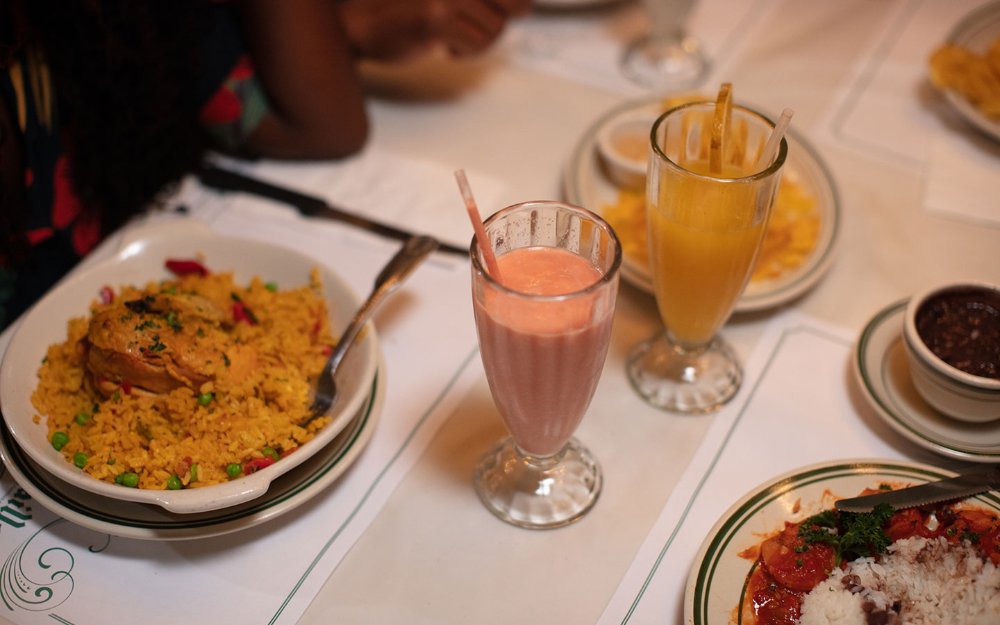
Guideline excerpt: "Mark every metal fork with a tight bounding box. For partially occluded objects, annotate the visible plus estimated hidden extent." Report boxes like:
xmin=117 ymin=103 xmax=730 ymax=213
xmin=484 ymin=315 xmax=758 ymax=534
xmin=301 ymin=235 xmax=440 ymax=426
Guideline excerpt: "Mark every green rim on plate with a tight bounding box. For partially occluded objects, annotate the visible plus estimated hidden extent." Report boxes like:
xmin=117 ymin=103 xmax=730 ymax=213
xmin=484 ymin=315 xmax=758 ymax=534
xmin=0 ymin=369 xmax=381 ymax=539
xmin=686 ymin=459 xmax=1000 ymax=625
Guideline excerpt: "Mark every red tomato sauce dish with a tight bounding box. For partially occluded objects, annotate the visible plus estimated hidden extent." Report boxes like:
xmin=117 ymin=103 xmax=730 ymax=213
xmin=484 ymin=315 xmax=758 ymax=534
xmin=740 ymin=492 xmax=1000 ymax=625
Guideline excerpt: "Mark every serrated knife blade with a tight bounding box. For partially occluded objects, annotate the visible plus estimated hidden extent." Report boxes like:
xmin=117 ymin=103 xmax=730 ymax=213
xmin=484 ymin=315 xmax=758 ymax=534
xmin=834 ymin=465 xmax=1000 ymax=513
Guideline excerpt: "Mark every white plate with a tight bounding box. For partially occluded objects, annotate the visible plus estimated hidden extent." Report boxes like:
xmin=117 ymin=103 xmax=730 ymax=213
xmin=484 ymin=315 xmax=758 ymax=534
xmin=684 ymin=458 xmax=1000 ymax=625
xmin=0 ymin=220 xmax=379 ymax=513
xmin=0 ymin=363 xmax=383 ymax=541
xmin=564 ymin=96 xmax=841 ymax=312
xmin=939 ymin=1 xmax=1000 ymax=141
xmin=854 ymin=299 xmax=1000 ymax=462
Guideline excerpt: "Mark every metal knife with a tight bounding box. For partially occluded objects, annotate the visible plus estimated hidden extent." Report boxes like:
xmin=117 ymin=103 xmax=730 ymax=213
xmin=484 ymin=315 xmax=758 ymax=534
xmin=834 ymin=465 xmax=1000 ymax=513
xmin=196 ymin=165 xmax=470 ymax=257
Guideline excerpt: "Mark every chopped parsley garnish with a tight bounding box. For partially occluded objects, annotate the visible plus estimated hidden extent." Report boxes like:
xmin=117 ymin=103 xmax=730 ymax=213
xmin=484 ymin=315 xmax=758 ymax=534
xmin=147 ymin=334 xmax=167 ymax=352
xmin=798 ymin=503 xmax=894 ymax=565
xmin=163 ymin=311 xmax=182 ymax=331
xmin=134 ymin=319 xmax=160 ymax=331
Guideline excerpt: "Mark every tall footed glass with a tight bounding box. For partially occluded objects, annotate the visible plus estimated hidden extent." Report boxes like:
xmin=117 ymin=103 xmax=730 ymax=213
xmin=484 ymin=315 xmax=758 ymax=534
xmin=471 ymin=201 xmax=621 ymax=529
xmin=622 ymin=0 xmax=708 ymax=90
xmin=627 ymin=101 xmax=787 ymax=413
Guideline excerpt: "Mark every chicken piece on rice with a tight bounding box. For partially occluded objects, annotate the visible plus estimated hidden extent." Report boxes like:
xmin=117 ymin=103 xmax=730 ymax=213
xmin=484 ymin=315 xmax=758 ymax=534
xmin=84 ymin=291 xmax=258 ymax=396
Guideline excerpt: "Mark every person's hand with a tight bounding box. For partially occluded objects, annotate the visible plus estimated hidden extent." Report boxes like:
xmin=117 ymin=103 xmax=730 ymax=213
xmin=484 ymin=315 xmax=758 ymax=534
xmin=339 ymin=0 xmax=532 ymax=61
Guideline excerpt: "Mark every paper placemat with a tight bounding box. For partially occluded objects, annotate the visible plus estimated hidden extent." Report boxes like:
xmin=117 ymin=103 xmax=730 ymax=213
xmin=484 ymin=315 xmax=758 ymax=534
xmin=596 ymin=310 xmax=954 ymax=624
xmin=0 ymin=152 xmax=506 ymax=625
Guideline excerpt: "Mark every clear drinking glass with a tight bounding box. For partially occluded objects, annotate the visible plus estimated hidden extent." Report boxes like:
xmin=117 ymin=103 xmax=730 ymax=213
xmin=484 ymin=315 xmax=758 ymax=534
xmin=622 ymin=0 xmax=708 ymax=90
xmin=471 ymin=201 xmax=621 ymax=529
xmin=626 ymin=101 xmax=787 ymax=413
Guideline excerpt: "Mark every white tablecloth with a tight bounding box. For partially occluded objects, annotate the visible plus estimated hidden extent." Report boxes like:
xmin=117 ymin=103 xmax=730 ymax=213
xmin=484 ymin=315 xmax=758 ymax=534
xmin=0 ymin=1 xmax=997 ymax=623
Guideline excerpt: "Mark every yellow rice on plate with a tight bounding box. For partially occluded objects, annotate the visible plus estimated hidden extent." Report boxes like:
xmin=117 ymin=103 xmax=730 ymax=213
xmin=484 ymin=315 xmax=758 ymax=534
xmin=30 ymin=267 xmax=335 ymax=491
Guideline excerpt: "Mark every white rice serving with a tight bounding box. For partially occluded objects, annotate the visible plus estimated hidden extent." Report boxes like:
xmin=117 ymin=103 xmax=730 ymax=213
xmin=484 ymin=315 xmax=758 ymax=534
xmin=799 ymin=536 xmax=1000 ymax=625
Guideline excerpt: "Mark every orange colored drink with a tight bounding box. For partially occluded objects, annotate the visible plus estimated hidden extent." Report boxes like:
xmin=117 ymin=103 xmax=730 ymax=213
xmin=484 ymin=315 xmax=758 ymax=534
xmin=648 ymin=160 xmax=767 ymax=345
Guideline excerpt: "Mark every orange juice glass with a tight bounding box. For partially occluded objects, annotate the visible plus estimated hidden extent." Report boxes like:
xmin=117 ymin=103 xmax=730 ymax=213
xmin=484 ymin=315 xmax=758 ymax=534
xmin=627 ymin=102 xmax=787 ymax=413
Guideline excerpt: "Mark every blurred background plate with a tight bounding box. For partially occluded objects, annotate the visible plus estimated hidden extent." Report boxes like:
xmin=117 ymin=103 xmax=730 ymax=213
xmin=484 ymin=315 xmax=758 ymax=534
xmin=565 ymin=95 xmax=841 ymax=313
xmin=940 ymin=1 xmax=1000 ymax=141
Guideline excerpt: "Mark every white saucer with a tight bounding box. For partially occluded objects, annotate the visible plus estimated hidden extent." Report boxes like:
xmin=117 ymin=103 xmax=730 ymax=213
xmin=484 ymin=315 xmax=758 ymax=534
xmin=0 ymin=364 xmax=384 ymax=541
xmin=852 ymin=300 xmax=1000 ymax=462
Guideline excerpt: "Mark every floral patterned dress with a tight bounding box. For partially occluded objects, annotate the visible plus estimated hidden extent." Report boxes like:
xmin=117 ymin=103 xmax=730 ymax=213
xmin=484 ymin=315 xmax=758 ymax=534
xmin=0 ymin=11 xmax=268 ymax=332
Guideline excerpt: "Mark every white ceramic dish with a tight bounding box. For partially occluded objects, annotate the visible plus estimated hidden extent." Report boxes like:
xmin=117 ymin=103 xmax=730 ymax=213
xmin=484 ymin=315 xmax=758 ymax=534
xmin=903 ymin=281 xmax=1000 ymax=423
xmin=684 ymin=458 xmax=1000 ymax=625
xmin=564 ymin=95 xmax=841 ymax=313
xmin=853 ymin=300 xmax=1000 ymax=462
xmin=938 ymin=1 xmax=1000 ymax=141
xmin=0 ymin=363 xmax=383 ymax=541
xmin=0 ymin=220 xmax=379 ymax=513
xmin=595 ymin=109 xmax=657 ymax=190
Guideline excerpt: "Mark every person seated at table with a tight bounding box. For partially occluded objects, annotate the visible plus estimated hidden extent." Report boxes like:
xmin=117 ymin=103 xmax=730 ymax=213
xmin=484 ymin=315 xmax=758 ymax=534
xmin=0 ymin=0 xmax=531 ymax=331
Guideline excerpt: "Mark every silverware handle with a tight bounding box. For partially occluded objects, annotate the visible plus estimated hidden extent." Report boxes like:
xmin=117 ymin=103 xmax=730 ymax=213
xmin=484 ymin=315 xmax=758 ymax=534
xmin=325 ymin=236 xmax=438 ymax=375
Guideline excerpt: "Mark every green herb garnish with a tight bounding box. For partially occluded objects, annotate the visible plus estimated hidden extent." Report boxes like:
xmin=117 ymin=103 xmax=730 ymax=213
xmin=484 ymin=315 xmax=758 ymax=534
xmin=798 ymin=503 xmax=894 ymax=565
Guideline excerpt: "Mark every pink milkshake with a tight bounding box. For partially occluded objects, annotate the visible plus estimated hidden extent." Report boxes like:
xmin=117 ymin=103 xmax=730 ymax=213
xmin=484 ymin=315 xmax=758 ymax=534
xmin=470 ymin=200 xmax=621 ymax=529
xmin=474 ymin=246 xmax=612 ymax=457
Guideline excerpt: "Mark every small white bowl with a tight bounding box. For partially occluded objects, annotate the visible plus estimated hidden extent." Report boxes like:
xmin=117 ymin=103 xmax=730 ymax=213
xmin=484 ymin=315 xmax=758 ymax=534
xmin=902 ymin=281 xmax=1000 ymax=423
xmin=596 ymin=112 xmax=656 ymax=191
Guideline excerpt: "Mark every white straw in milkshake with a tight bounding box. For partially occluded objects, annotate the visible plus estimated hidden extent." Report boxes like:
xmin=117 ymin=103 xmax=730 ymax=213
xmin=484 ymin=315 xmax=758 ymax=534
xmin=455 ymin=169 xmax=503 ymax=281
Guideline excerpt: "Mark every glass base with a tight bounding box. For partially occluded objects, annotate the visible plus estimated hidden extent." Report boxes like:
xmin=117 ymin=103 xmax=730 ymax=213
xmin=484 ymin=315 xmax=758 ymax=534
xmin=473 ymin=437 xmax=602 ymax=529
xmin=621 ymin=33 xmax=708 ymax=91
xmin=626 ymin=332 xmax=742 ymax=413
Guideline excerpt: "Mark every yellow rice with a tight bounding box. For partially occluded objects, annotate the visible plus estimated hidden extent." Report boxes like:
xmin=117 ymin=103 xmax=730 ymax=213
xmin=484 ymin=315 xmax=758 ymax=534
xmin=31 ymin=268 xmax=335 ymax=490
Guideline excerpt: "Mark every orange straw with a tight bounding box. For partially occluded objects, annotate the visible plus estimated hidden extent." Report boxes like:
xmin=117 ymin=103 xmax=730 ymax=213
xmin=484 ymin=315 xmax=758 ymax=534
xmin=454 ymin=169 xmax=502 ymax=281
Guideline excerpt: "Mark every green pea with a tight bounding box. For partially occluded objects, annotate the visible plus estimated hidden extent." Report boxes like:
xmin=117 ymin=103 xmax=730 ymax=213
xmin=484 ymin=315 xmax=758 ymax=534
xmin=117 ymin=472 xmax=139 ymax=488
xmin=166 ymin=475 xmax=182 ymax=490
xmin=73 ymin=452 xmax=88 ymax=468
xmin=74 ymin=412 xmax=91 ymax=426
xmin=226 ymin=463 xmax=242 ymax=478
xmin=265 ymin=282 xmax=278 ymax=292
xmin=50 ymin=431 xmax=69 ymax=451
xmin=262 ymin=446 xmax=279 ymax=462
xmin=197 ymin=392 xmax=214 ymax=406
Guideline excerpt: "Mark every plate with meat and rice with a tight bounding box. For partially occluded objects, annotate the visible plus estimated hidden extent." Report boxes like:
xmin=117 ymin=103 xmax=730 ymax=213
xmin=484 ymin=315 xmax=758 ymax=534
xmin=0 ymin=220 xmax=380 ymax=514
xmin=685 ymin=459 xmax=1000 ymax=625
xmin=0 ymin=361 xmax=382 ymax=541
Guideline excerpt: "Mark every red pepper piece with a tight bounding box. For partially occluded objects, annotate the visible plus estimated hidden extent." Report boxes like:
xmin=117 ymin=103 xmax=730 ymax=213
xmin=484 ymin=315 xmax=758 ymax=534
xmin=232 ymin=301 xmax=258 ymax=325
xmin=242 ymin=457 xmax=276 ymax=474
xmin=99 ymin=286 xmax=114 ymax=305
xmin=121 ymin=381 xmax=132 ymax=395
xmin=165 ymin=258 xmax=209 ymax=277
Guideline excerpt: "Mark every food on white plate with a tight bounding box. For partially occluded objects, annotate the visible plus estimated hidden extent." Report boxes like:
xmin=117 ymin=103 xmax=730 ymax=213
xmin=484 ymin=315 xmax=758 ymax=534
xmin=739 ymin=487 xmax=1000 ymax=625
xmin=599 ymin=93 xmax=821 ymax=286
xmin=602 ymin=174 xmax=819 ymax=286
xmin=929 ymin=36 xmax=1000 ymax=119
xmin=31 ymin=258 xmax=337 ymax=491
